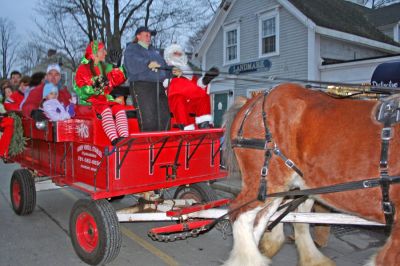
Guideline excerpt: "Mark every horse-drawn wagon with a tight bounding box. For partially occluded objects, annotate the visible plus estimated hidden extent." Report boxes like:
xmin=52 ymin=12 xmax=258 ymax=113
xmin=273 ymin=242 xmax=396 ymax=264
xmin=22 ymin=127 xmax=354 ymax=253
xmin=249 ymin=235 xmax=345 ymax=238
xmin=3 ymin=60 xmax=400 ymax=266
xmin=0 ymin=94 xmax=227 ymax=265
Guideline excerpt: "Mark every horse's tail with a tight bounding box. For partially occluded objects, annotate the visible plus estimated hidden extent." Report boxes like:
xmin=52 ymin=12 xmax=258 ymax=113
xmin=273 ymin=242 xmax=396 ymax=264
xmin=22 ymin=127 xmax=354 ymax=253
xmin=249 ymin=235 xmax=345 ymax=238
xmin=222 ymin=96 xmax=248 ymax=178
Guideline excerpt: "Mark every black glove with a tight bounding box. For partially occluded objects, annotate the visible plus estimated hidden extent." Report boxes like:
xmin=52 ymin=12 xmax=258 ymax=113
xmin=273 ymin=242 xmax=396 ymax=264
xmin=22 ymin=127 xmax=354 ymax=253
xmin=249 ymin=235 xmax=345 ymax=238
xmin=203 ymin=67 xmax=220 ymax=85
xmin=108 ymin=49 xmax=123 ymax=68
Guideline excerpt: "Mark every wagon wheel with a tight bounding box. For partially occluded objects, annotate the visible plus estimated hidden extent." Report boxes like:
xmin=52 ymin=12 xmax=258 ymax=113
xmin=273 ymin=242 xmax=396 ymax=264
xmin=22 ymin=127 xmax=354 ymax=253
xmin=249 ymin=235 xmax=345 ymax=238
xmin=174 ymin=182 xmax=218 ymax=203
xmin=10 ymin=169 xmax=36 ymax=215
xmin=69 ymin=199 xmax=121 ymax=265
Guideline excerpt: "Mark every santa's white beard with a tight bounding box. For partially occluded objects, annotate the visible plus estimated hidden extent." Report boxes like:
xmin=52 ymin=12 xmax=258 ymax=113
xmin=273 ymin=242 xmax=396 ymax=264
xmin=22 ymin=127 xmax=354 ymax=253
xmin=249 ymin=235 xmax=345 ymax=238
xmin=167 ymin=56 xmax=193 ymax=79
xmin=167 ymin=56 xmax=188 ymax=68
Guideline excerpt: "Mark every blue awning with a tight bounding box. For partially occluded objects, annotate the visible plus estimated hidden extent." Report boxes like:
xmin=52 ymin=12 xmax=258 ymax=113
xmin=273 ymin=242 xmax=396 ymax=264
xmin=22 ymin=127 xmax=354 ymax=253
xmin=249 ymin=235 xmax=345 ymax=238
xmin=371 ymin=60 xmax=400 ymax=88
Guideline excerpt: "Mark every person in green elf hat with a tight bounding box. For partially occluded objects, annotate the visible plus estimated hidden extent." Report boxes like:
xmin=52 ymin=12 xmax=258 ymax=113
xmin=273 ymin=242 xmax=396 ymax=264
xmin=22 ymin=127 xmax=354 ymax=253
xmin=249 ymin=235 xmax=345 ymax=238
xmin=74 ymin=40 xmax=129 ymax=146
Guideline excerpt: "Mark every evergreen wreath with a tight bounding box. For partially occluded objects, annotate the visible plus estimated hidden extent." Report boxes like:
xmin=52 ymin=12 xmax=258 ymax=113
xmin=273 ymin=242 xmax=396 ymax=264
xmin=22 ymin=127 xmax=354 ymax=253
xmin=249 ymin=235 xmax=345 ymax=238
xmin=8 ymin=112 xmax=26 ymax=157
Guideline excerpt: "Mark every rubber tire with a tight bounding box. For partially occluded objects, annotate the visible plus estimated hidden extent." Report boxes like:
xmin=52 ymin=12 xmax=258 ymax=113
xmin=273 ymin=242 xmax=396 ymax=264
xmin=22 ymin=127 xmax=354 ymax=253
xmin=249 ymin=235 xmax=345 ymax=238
xmin=174 ymin=182 xmax=218 ymax=203
xmin=69 ymin=199 xmax=121 ymax=266
xmin=10 ymin=169 xmax=36 ymax=215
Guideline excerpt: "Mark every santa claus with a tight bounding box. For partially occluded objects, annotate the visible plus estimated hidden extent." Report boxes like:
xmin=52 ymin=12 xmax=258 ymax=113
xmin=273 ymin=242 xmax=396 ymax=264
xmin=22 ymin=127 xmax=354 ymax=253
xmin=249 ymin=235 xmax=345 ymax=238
xmin=163 ymin=44 xmax=219 ymax=130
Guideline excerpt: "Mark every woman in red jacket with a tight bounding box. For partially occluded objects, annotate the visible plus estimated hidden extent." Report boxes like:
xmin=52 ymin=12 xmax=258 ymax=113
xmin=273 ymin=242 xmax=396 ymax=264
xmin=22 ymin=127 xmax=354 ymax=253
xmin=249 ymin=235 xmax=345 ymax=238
xmin=74 ymin=41 xmax=128 ymax=146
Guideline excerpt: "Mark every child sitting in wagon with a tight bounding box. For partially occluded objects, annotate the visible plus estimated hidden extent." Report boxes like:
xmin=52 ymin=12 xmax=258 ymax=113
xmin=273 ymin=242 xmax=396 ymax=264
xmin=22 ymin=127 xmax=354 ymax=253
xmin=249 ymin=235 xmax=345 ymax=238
xmin=42 ymin=83 xmax=74 ymax=121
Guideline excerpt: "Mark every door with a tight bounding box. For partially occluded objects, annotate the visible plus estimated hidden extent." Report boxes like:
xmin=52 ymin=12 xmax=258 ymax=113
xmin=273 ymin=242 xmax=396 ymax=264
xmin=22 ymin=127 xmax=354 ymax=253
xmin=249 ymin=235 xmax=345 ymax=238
xmin=213 ymin=93 xmax=228 ymax=128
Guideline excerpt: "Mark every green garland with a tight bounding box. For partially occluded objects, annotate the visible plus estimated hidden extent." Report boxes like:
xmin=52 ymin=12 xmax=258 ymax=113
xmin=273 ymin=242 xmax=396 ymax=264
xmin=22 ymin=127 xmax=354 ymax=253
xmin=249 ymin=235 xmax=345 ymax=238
xmin=8 ymin=112 xmax=26 ymax=157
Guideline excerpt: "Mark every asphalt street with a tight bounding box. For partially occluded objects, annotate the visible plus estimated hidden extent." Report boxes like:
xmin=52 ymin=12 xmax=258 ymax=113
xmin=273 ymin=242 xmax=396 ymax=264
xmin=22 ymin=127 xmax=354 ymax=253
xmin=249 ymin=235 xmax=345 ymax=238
xmin=0 ymin=161 xmax=388 ymax=266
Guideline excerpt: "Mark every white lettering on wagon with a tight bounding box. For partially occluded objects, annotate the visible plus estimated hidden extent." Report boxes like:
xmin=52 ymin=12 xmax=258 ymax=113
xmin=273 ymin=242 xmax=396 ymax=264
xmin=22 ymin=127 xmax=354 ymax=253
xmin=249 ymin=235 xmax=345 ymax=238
xmin=76 ymin=123 xmax=89 ymax=139
xmin=76 ymin=144 xmax=103 ymax=172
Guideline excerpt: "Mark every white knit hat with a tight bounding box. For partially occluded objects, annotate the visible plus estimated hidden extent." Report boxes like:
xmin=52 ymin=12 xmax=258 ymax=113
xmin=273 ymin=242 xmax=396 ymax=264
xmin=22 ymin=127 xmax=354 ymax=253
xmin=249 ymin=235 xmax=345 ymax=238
xmin=46 ymin=64 xmax=61 ymax=74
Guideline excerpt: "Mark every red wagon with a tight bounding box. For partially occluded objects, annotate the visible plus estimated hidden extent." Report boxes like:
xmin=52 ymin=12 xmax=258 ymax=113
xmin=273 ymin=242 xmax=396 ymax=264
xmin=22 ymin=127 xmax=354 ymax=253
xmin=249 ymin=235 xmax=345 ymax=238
xmin=1 ymin=104 xmax=227 ymax=265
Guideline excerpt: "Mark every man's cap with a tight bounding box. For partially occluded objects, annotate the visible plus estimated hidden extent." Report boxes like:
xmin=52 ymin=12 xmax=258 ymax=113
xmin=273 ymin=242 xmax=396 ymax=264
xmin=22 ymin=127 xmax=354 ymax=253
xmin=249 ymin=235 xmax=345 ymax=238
xmin=46 ymin=64 xmax=61 ymax=74
xmin=135 ymin=26 xmax=156 ymax=36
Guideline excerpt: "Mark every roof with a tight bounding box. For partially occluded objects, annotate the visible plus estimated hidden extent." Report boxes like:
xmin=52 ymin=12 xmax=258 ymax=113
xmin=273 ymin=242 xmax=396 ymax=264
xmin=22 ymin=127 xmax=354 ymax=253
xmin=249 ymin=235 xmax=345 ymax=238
xmin=287 ymin=0 xmax=399 ymax=46
xmin=366 ymin=3 xmax=400 ymax=26
xmin=195 ymin=0 xmax=400 ymax=58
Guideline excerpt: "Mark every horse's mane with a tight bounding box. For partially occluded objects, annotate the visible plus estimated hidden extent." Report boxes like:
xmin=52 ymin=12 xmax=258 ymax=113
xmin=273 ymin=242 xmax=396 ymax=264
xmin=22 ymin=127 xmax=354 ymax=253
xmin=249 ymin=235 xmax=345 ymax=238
xmin=222 ymin=96 xmax=248 ymax=178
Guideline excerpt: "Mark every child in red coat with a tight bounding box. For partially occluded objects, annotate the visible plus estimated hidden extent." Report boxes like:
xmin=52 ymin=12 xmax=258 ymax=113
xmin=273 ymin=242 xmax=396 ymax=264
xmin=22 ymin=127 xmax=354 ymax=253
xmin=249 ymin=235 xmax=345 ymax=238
xmin=4 ymin=76 xmax=31 ymax=111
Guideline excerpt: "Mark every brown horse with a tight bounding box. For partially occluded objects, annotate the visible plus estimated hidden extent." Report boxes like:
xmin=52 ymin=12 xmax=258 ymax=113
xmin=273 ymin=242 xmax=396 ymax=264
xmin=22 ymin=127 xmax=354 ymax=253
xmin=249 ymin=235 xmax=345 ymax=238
xmin=223 ymin=83 xmax=400 ymax=266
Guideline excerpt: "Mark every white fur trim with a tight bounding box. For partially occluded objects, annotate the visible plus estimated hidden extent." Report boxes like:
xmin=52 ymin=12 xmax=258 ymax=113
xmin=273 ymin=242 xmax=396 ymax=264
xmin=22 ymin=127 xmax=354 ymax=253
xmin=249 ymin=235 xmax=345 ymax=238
xmin=195 ymin=114 xmax=212 ymax=124
xmin=184 ymin=124 xmax=195 ymax=130
xmin=163 ymin=79 xmax=171 ymax=88
xmin=197 ymin=77 xmax=207 ymax=89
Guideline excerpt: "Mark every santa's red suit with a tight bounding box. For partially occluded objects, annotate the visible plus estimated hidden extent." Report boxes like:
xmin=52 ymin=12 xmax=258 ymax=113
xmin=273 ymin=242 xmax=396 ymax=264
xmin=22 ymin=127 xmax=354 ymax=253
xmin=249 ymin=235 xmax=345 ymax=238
xmin=163 ymin=44 xmax=212 ymax=130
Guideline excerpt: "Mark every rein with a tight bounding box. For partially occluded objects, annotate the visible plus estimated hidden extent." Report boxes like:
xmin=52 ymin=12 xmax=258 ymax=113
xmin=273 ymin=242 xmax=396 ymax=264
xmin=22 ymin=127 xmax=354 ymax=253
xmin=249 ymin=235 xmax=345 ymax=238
xmin=228 ymin=88 xmax=400 ymax=231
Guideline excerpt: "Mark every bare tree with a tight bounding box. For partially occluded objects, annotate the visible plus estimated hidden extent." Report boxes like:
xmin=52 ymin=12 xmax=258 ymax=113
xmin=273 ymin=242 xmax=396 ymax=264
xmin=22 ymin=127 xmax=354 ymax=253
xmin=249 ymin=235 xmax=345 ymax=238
xmin=34 ymin=1 xmax=90 ymax=70
xmin=185 ymin=0 xmax=221 ymax=52
xmin=34 ymin=0 xmax=222 ymax=60
xmin=0 ymin=18 xmax=19 ymax=79
xmin=36 ymin=0 xmax=150 ymax=53
xmin=186 ymin=24 xmax=209 ymax=53
xmin=19 ymin=42 xmax=47 ymax=75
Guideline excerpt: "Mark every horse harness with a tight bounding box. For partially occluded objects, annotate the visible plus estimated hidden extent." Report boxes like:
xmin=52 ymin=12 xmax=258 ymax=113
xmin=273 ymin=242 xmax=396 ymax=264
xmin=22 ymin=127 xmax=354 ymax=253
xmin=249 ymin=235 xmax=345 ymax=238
xmin=231 ymin=90 xmax=400 ymax=232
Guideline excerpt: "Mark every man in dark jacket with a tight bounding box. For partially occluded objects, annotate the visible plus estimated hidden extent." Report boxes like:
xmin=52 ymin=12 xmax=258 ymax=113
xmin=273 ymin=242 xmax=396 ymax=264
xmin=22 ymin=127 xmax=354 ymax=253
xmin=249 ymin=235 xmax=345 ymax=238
xmin=123 ymin=26 xmax=170 ymax=131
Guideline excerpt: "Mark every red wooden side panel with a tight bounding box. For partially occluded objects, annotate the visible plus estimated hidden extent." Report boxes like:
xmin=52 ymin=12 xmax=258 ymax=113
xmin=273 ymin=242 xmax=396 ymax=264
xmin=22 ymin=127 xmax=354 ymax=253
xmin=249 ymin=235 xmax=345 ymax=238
xmin=109 ymin=135 xmax=224 ymax=194
xmin=10 ymin=112 xmax=225 ymax=199
xmin=22 ymin=120 xmax=53 ymax=142
xmin=72 ymin=143 xmax=109 ymax=190
xmin=54 ymin=117 xmax=139 ymax=145
xmin=55 ymin=119 xmax=94 ymax=143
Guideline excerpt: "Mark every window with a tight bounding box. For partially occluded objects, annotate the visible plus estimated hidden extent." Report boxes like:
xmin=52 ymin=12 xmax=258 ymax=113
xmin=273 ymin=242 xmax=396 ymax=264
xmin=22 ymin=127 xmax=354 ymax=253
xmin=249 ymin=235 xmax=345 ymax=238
xmin=226 ymin=30 xmax=237 ymax=61
xmin=223 ymin=23 xmax=240 ymax=65
xmin=259 ymin=10 xmax=279 ymax=57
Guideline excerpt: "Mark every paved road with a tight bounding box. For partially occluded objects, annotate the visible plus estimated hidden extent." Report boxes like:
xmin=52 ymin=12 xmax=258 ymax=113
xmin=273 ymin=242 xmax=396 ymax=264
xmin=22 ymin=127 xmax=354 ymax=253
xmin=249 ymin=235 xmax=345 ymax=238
xmin=0 ymin=161 xmax=388 ymax=266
